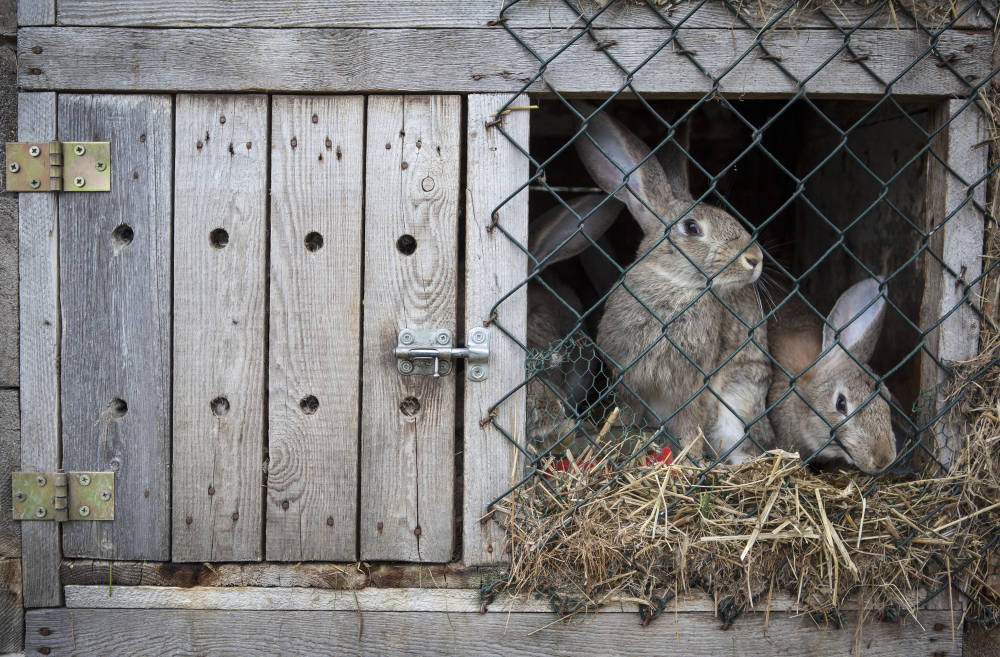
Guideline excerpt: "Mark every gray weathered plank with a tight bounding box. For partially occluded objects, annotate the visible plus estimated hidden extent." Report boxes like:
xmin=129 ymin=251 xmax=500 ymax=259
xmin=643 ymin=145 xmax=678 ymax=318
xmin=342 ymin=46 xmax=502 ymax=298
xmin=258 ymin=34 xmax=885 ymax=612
xmin=17 ymin=0 xmax=53 ymax=25
xmin=59 ymin=94 xmax=172 ymax=560
xmin=463 ymin=95 xmax=530 ymax=565
xmin=25 ymin=607 xmax=962 ymax=657
xmin=0 ymin=559 xmax=22 ymax=654
xmin=919 ymin=99 xmax=987 ymax=470
xmin=0 ymin=391 xmax=20 ymax=557
xmin=16 ymin=91 xmax=60 ymax=607
xmin=267 ymin=95 xmax=364 ymax=561
xmin=360 ymin=96 xmax=460 ymax=562
xmin=173 ymin=94 xmax=267 ymax=562
xmin=17 ymin=27 xmax=990 ymax=98
xmin=51 ymin=0 xmax=995 ymax=30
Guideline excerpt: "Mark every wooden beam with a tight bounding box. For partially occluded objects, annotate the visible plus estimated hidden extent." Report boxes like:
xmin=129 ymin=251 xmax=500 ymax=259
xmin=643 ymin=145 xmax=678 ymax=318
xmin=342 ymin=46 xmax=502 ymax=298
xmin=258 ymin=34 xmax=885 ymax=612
xmin=0 ymin=559 xmax=22 ymax=654
xmin=17 ymin=0 xmax=54 ymax=25
xmin=919 ymin=99 xmax=988 ymax=470
xmin=51 ymin=0 xmax=996 ymax=30
xmin=17 ymin=27 xmax=990 ymax=98
xmin=360 ymin=96 xmax=461 ymax=562
xmin=267 ymin=95 xmax=364 ymax=561
xmin=173 ymin=94 xmax=267 ymax=562
xmin=462 ymin=94 xmax=529 ymax=565
xmin=25 ymin=607 xmax=962 ymax=656
xmin=0 ymin=391 xmax=19 ymax=558
xmin=17 ymin=91 xmax=60 ymax=607
xmin=59 ymin=94 xmax=172 ymax=561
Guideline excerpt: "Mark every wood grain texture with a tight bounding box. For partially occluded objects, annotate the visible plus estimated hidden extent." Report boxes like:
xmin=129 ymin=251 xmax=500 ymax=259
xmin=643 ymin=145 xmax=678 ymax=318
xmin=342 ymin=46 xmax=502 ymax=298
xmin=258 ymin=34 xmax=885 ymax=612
xmin=173 ymin=94 xmax=267 ymax=562
xmin=919 ymin=99 xmax=987 ymax=470
xmin=59 ymin=94 xmax=172 ymax=560
xmin=0 ymin=559 xmax=22 ymax=654
xmin=16 ymin=91 xmax=60 ymax=607
xmin=267 ymin=95 xmax=364 ymax=561
xmin=0 ymin=391 xmax=20 ymax=557
xmin=17 ymin=27 xmax=990 ymax=98
xmin=463 ymin=95 xmax=529 ymax=565
xmin=361 ymin=96 xmax=460 ymax=562
xmin=25 ymin=607 xmax=962 ymax=657
xmin=17 ymin=0 xmax=53 ymax=25
xmin=51 ymin=0 xmax=996 ymax=30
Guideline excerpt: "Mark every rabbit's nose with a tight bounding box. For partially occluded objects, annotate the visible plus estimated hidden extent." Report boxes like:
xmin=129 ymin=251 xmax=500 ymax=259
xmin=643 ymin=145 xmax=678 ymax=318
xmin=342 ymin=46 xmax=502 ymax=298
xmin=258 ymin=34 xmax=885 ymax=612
xmin=742 ymin=254 xmax=760 ymax=270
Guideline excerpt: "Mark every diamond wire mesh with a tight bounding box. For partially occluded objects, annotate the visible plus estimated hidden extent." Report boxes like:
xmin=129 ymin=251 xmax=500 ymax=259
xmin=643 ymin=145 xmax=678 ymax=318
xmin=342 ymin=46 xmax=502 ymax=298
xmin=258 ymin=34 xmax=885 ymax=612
xmin=478 ymin=0 xmax=1000 ymax=624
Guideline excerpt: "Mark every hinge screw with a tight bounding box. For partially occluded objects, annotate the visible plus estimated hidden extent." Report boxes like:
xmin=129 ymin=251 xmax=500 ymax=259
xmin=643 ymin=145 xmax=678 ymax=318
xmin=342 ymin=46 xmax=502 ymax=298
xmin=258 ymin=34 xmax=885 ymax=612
xmin=36 ymin=475 xmax=46 ymax=487
xmin=400 ymin=330 xmax=415 ymax=345
xmin=35 ymin=507 xmax=46 ymax=518
xmin=78 ymin=474 xmax=91 ymax=486
xmin=435 ymin=331 xmax=450 ymax=345
xmin=95 ymin=160 xmax=107 ymax=172
xmin=471 ymin=329 xmax=487 ymax=344
xmin=439 ymin=361 xmax=452 ymax=375
xmin=73 ymin=144 xmax=86 ymax=156
xmin=29 ymin=178 xmax=40 ymax=189
xmin=470 ymin=366 xmax=486 ymax=380
xmin=399 ymin=360 xmax=414 ymax=374
xmin=14 ymin=492 xmax=25 ymax=502
xmin=73 ymin=176 xmax=85 ymax=188
xmin=28 ymin=146 xmax=40 ymax=157
xmin=8 ymin=162 xmax=19 ymax=173
xmin=100 ymin=490 xmax=111 ymax=501
xmin=78 ymin=505 xmax=90 ymax=517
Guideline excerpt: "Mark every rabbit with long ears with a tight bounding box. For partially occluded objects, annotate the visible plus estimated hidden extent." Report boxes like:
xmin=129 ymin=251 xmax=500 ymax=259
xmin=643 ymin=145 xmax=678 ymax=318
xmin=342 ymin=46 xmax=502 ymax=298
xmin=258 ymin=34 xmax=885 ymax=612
xmin=526 ymin=194 xmax=624 ymax=453
xmin=765 ymin=277 xmax=896 ymax=473
xmin=573 ymin=103 xmax=775 ymax=461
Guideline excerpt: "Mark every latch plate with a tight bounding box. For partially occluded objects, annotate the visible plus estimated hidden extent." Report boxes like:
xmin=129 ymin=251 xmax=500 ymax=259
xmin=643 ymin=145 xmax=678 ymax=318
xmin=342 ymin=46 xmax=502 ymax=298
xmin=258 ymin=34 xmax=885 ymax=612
xmin=5 ymin=141 xmax=111 ymax=192
xmin=395 ymin=328 xmax=490 ymax=381
xmin=12 ymin=471 xmax=115 ymax=521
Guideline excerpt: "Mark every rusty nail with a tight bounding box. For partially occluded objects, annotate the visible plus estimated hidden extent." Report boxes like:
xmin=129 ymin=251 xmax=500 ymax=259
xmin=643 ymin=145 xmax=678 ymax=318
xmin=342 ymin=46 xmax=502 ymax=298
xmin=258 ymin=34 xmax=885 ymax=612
xmin=594 ymin=39 xmax=618 ymax=52
xmin=139 ymin=134 xmax=146 ymax=143
xmin=31 ymin=45 xmax=43 ymax=54
xmin=282 ymin=500 xmax=290 ymax=510
xmin=196 ymin=140 xmax=204 ymax=150
xmin=39 ymin=628 xmax=52 ymax=636
xmin=207 ymin=486 xmax=215 ymax=496
xmin=377 ymin=521 xmax=384 ymax=532
xmin=291 ymin=137 xmax=298 ymax=148
xmin=325 ymin=137 xmax=332 ymax=149
xmin=401 ymin=161 xmax=409 ymax=170
xmin=485 ymin=17 xmax=509 ymax=26
xmin=232 ymin=512 xmax=239 ymax=522
xmin=336 ymin=146 xmax=342 ymax=160
xmin=185 ymin=515 xmax=193 ymax=525
xmin=413 ymin=526 xmax=422 ymax=538
xmin=327 ymin=516 xmax=335 ymax=526
xmin=385 ymin=143 xmax=391 ymax=150
xmin=39 ymin=648 xmax=51 ymax=655
xmin=219 ymin=116 xmax=226 ymax=124
xmin=246 ymin=141 xmax=252 ymax=149
xmin=311 ymin=114 xmax=319 ymax=123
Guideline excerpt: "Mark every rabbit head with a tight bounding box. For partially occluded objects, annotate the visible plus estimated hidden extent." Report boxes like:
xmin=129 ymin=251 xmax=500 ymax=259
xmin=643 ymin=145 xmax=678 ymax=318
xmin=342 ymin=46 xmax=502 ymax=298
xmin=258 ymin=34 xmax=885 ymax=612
xmin=769 ymin=278 xmax=896 ymax=474
xmin=573 ymin=103 xmax=763 ymax=292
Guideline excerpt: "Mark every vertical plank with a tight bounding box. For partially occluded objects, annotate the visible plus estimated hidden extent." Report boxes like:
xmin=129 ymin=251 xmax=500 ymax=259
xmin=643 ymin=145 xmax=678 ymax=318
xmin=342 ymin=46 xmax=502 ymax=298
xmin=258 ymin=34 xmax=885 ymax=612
xmin=0 ymin=391 xmax=22 ymax=652
xmin=173 ymin=94 xmax=267 ymax=562
xmin=59 ymin=94 xmax=172 ymax=560
xmin=919 ymin=99 xmax=987 ymax=470
xmin=462 ymin=95 xmax=529 ymax=565
xmin=267 ymin=95 xmax=364 ymax=561
xmin=17 ymin=91 xmax=60 ymax=605
xmin=361 ymin=95 xmax=460 ymax=562
xmin=17 ymin=0 xmax=54 ymax=25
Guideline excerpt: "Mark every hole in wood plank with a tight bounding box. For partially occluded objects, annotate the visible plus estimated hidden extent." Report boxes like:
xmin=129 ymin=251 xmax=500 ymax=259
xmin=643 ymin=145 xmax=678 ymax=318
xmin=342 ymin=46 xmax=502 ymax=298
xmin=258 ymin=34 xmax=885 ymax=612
xmin=107 ymin=398 xmax=127 ymax=419
xmin=210 ymin=397 xmax=230 ymax=417
xmin=112 ymin=224 xmax=134 ymax=247
xmin=304 ymin=232 xmax=324 ymax=252
xmin=396 ymin=234 xmax=417 ymax=255
xmin=210 ymin=228 xmax=229 ymax=249
xmin=399 ymin=396 xmax=420 ymax=417
xmin=300 ymin=395 xmax=319 ymax=415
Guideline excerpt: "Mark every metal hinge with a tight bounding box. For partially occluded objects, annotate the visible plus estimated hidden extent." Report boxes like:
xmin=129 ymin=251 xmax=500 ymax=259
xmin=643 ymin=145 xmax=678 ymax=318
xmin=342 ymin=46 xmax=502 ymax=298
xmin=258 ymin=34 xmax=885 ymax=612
xmin=12 ymin=471 xmax=115 ymax=521
xmin=394 ymin=328 xmax=490 ymax=381
xmin=5 ymin=141 xmax=111 ymax=192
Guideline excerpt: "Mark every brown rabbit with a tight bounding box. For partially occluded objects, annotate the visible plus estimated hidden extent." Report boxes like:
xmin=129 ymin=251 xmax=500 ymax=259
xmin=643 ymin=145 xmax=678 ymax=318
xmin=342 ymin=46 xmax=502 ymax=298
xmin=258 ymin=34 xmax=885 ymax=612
xmin=766 ymin=278 xmax=896 ymax=473
xmin=526 ymin=194 xmax=623 ymax=453
xmin=573 ymin=103 xmax=774 ymax=462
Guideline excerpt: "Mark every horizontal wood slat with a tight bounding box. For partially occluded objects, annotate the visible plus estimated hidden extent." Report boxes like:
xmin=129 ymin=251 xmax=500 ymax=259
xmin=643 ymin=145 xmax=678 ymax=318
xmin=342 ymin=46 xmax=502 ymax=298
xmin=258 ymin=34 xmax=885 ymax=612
xmin=18 ymin=27 xmax=990 ymax=98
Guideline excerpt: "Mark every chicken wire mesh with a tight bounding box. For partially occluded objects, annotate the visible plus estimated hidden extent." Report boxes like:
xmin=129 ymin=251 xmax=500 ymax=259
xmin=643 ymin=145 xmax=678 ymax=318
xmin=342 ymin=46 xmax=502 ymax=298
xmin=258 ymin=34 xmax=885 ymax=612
xmin=477 ymin=0 xmax=1000 ymax=628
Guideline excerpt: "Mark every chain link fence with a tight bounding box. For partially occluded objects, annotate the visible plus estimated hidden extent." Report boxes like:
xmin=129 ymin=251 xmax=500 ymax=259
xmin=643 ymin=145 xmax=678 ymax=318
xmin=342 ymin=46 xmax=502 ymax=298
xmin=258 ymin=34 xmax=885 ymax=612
xmin=479 ymin=0 xmax=1000 ymax=628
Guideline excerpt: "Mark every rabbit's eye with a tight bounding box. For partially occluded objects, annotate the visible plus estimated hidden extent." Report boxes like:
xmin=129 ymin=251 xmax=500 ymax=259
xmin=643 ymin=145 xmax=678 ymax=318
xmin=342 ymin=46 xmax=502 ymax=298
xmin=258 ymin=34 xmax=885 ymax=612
xmin=682 ymin=218 xmax=702 ymax=236
xmin=836 ymin=393 xmax=848 ymax=415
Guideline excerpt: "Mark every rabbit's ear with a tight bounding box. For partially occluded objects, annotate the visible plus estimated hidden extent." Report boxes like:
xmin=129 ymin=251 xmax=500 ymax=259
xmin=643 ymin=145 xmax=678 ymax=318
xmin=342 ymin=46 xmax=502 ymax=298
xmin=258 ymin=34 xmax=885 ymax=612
xmin=822 ymin=277 xmax=887 ymax=362
xmin=574 ymin=103 xmax=691 ymax=235
xmin=529 ymin=194 xmax=623 ymax=269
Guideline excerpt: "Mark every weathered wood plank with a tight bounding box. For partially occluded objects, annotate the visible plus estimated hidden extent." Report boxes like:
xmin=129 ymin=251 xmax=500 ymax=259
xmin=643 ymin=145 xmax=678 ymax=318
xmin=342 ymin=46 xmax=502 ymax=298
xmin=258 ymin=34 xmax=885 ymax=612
xmin=25 ymin=607 xmax=962 ymax=657
xmin=59 ymin=94 xmax=172 ymax=560
xmin=17 ymin=0 xmax=54 ymax=26
xmin=361 ymin=95 xmax=461 ymax=562
xmin=463 ymin=95 xmax=529 ymax=565
xmin=919 ymin=99 xmax=987 ymax=470
xmin=0 ymin=391 xmax=20 ymax=557
xmin=0 ymin=559 xmax=22 ymax=654
xmin=16 ymin=91 xmax=60 ymax=608
xmin=17 ymin=27 xmax=990 ymax=98
xmin=267 ymin=95 xmax=364 ymax=561
xmin=173 ymin=94 xmax=267 ymax=562
xmin=52 ymin=0 xmax=994 ymax=30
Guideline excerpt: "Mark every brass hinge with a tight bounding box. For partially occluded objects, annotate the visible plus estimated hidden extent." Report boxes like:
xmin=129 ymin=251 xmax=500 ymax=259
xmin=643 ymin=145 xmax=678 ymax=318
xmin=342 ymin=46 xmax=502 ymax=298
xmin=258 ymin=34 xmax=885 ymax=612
xmin=5 ymin=141 xmax=111 ymax=192
xmin=12 ymin=471 xmax=115 ymax=521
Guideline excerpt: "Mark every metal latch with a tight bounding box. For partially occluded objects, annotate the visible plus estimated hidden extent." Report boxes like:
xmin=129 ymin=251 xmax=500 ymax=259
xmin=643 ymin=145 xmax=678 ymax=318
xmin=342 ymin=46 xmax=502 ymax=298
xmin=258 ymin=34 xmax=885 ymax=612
xmin=12 ymin=471 xmax=115 ymax=521
xmin=5 ymin=141 xmax=111 ymax=192
xmin=395 ymin=328 xmax=490 ymax=381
